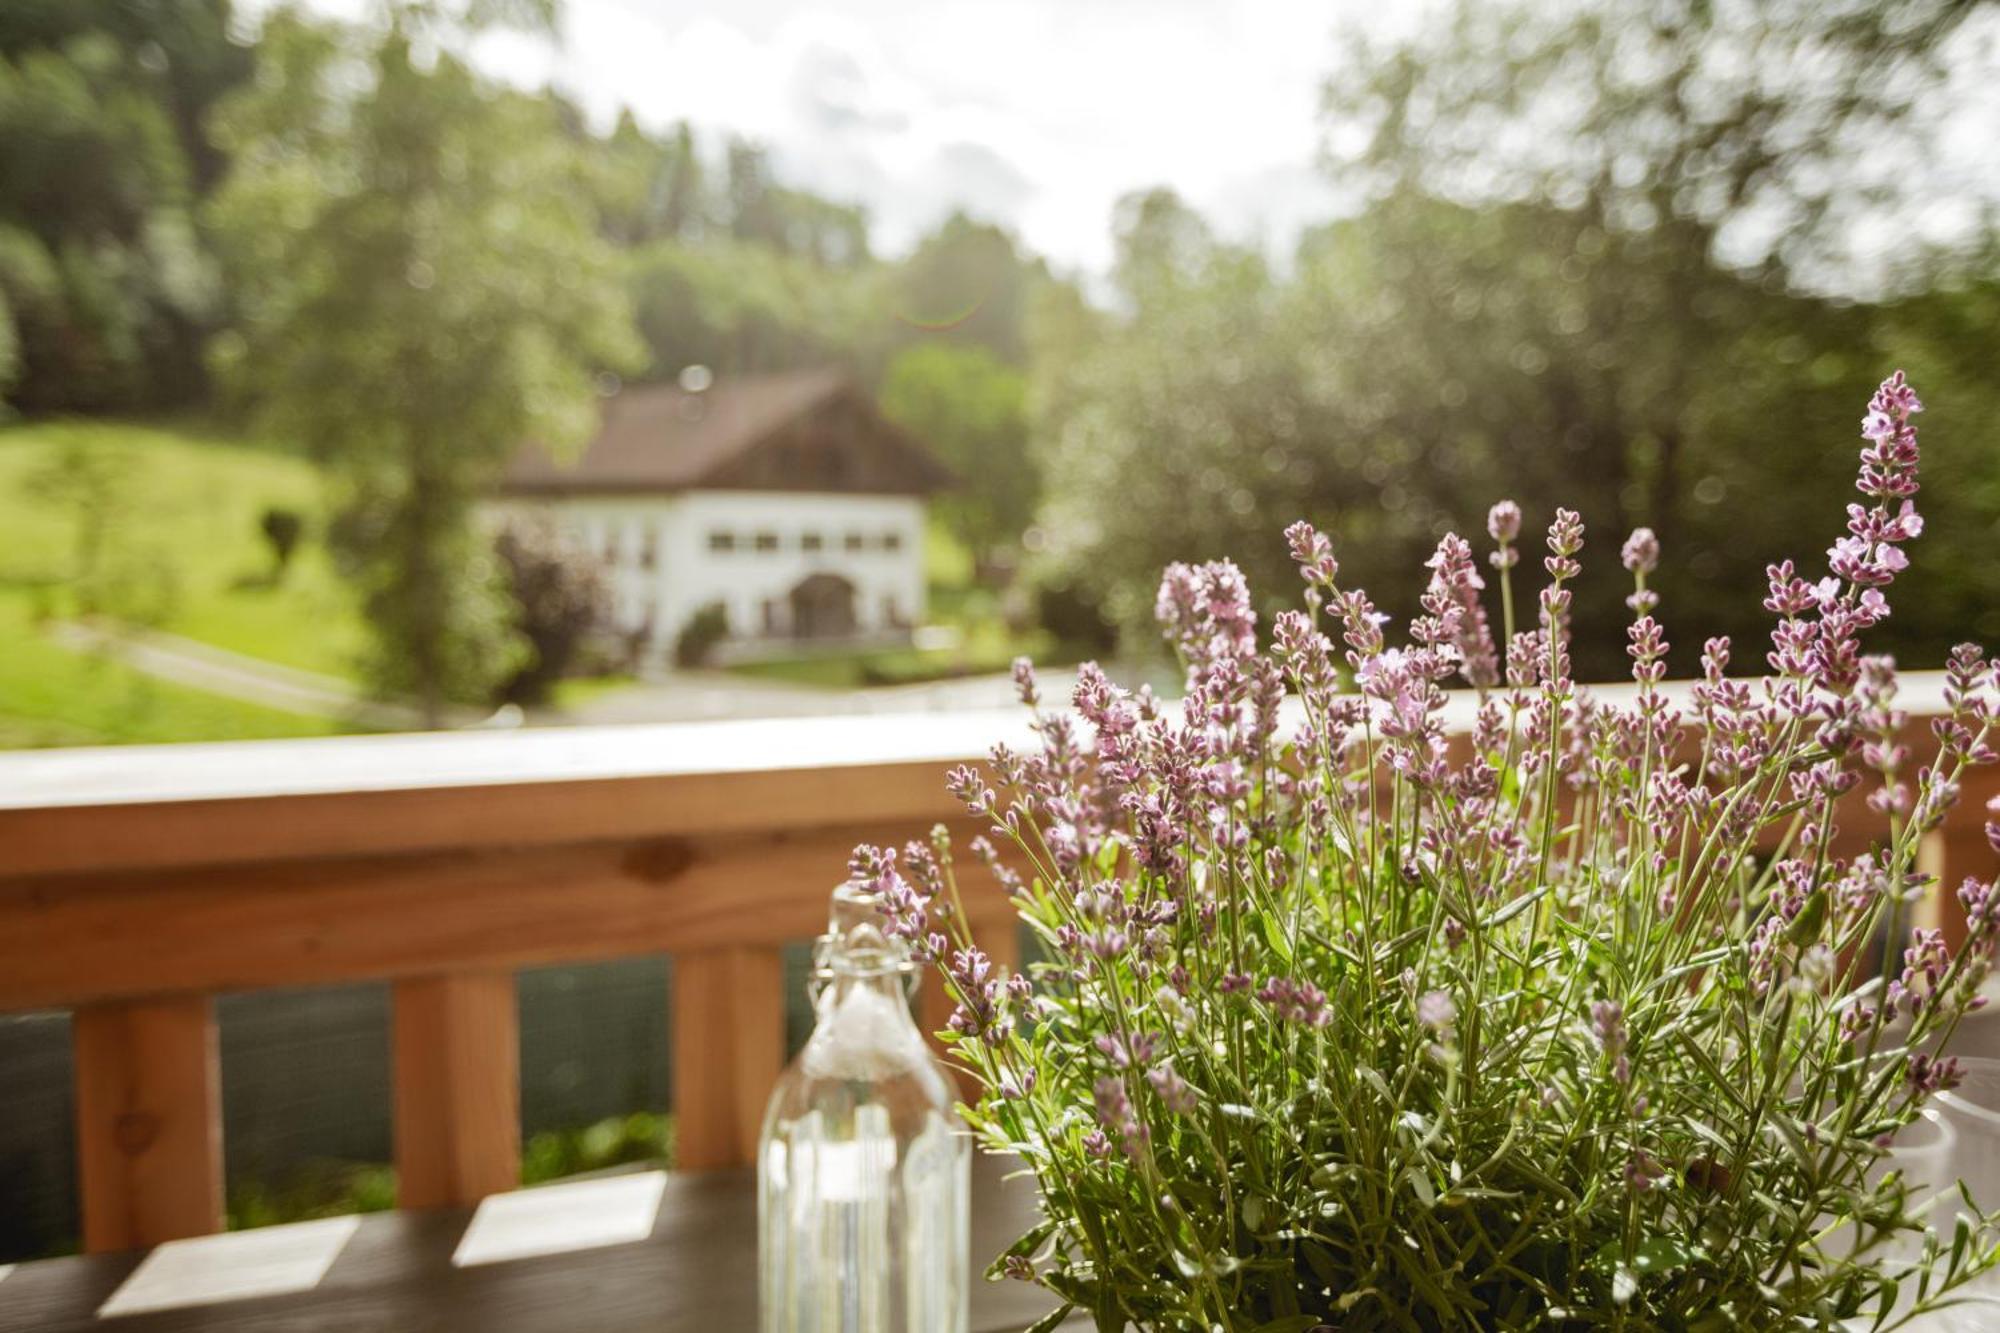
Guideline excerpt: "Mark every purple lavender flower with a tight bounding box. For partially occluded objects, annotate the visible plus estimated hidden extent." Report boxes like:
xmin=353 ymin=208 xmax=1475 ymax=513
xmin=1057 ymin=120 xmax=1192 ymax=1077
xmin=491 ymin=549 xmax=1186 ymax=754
xmin=1092 ymin=1076 xmax=1148 ymax=1159
xmin=1591 ymin=999 xmax=1630 ymax=1085
xmin=1011 ymin=656 xmax=1040 ymax=708
xmin=1284 ymin=519 xmax=1339 ymax=589
xmin=1419 ymin=533 xmax=1499 ymax=688
xmin=944 ymin=947 xmax=1013 ymax=1045
xmin=1256 ymin=976 xmax=1331 ymax=1027
xmin=1146 ymin=1061 xmax=1198 ymax=1116
xmin=1908 ymin=1053 xmax=1963 ymax=1096
xmin=1621 ymin=528 xmax=1659 ymax=577
xmin=1418 ymin=989 xmax=1457 ymax=1034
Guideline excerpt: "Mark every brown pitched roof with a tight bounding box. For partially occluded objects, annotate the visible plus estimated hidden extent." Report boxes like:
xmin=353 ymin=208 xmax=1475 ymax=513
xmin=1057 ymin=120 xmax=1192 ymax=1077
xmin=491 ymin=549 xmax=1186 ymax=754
xmin=500 ymin=369 xmax=951 ymax=497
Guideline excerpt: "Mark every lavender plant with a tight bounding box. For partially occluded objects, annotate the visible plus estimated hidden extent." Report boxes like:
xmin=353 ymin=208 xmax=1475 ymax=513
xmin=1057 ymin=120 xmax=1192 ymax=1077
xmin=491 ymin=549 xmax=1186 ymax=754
xmin=856 ymin=373 xmax=2000 ymax=1331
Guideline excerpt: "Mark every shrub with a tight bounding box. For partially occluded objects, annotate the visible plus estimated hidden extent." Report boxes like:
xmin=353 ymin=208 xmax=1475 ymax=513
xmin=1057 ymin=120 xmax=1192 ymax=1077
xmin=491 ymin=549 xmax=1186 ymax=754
xmin=258 ymin=506 xmax=304 ymax=581
xmin=495 ymin=519 xmax=611 ymax=707
xmin=675 ymin=601 xmax=729 ymax=669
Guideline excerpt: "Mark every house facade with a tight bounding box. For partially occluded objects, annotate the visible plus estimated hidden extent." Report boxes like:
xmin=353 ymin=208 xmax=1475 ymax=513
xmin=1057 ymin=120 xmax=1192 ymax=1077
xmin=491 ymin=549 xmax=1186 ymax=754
xmin=490 ymin=369 xmax=951 ymax=662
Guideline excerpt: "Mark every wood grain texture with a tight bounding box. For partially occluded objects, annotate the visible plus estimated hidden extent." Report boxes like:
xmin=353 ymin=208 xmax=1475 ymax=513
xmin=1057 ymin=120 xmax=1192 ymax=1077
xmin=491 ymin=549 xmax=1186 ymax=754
xmin=394 ymin=973 xmax=522 ymax=1209
xmin=0 ymin=677 xmax=1963 ymax=879
xmin=71 ymin=997 xmax=222 ymax=1253
xmin=0 ymin=1156 xmax=1074 ymax=1333
xmin=671 ymin=947 xmax=785 ymax=1171
xmin=0 ymin=821 xmax=1010 ymax=1012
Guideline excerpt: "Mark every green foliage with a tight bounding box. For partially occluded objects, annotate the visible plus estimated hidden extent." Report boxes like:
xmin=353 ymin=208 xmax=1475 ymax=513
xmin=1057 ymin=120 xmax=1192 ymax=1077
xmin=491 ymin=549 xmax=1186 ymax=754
xmin=628 ymin=234 xmax=886 ymax=380
xmin=1034 ymin=190 xmax=1342 ymax=640
xmin=258 ymin=505 xmax=304 ymax=580
xmin=209 ymin=8 xmax=642 ymax=721
xmin=1033 ymin=0 xmax=2000 ymax=678
xmin=880 ymin=341 xmax=1034 ymax=575
xmin=0 ymin=3 xmax=243 ymax=413
xmin=227 ymin=1162 xmax=397 ymax=1232
xmin=521 ymin=1111 xmax=672 ymax=1185
xmin=0 ymin=284 xmax=14 ymax=399
xmin=674 ymin=600 xmax=729 ymax=669
xmin=892 ymin=213 xmax=1041 ymax=366
xmin=221 ymin=1111 xmax=671 ymax=1233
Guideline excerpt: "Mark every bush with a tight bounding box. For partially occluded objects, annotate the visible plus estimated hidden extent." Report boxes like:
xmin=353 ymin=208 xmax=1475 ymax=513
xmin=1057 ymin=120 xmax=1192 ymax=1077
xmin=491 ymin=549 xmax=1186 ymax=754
xmin=674 ymin=601 xmax=729 ymax=669
xmin=495 ymin=519 xmax=611 ymax=707
xmin=258 ymin=506 xmax=304 ymax=581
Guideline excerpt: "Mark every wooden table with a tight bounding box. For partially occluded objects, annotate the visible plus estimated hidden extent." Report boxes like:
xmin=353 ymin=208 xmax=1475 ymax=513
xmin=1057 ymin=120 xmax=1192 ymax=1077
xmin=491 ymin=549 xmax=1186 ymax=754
xmin=0 ymin=1155 xmax=1077 ymax=1332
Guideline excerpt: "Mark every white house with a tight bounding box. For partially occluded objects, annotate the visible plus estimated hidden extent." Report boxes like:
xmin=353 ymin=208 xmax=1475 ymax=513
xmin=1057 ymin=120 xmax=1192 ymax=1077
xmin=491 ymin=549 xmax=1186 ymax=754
xmin=490 ymin=369 xmax=952 ymax=662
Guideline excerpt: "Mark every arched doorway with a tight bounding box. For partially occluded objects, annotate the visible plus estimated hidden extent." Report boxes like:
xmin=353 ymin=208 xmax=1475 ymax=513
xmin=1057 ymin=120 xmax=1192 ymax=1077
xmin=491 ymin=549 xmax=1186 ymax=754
xmin=789 ymin=572 xmax=857 ymax=640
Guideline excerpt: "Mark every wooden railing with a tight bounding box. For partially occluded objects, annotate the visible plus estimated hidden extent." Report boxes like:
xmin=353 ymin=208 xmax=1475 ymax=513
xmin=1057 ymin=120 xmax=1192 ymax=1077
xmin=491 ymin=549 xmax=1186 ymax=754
xmin=0 ymin=678 xmax=1994 ymax=1255
xmin=0 ymin=710 xmax=1035 ymax=1253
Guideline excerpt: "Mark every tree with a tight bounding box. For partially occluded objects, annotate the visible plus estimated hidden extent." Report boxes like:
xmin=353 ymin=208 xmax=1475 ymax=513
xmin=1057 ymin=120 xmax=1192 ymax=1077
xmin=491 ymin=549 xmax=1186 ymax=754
xmin=892 ymin=214 xmax=1041 ymax=366
xmin=210 ymin=5 xmax=639 ymax=722
xmin=1031 ymin=189 xmax=1360 ymax=637
xmin=879 ymin=342 xmax=1033 ymax=581
xmin=627 ymin=235 xmax=886 ymax=379
xmin=0 ymin=2 xmax=247 ymax=413
xmin=1320 ymin=3 xmax=1990 ymax=532
xmin=1036 ymin=3 xmax=2000 ymax=674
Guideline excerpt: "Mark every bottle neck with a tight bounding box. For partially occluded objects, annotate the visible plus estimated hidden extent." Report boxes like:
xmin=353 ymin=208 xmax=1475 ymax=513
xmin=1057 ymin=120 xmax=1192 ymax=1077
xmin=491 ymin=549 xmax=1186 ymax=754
xmin=810 ymin=881 xmax=918 ymax=1012
xmin=816 ymin=964 xmax=915 ymax=1014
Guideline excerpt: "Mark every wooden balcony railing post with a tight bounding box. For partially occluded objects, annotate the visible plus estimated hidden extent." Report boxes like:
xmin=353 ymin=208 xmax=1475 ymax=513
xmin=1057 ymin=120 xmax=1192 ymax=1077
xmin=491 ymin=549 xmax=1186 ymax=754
xmin=1922 ymin=822 xmax=1998 ymax=956
xmin=672 ymin=946 xmax=784 ymax=1171
xmin=393 ymin=972 xmax=521 ymax=1209
xmin=72 ymin=995 xmax=223 ymax=1253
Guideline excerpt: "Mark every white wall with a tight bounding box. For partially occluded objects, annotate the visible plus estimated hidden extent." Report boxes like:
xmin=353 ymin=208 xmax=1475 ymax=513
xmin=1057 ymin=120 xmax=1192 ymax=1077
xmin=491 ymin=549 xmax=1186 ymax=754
xmin=484 ymin=490 xmax=927 ymax=656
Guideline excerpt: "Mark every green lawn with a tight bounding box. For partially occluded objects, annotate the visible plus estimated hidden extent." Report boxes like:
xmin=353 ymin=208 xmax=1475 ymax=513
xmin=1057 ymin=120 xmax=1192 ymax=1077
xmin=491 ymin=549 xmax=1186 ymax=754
xmin=0 ymin=418 xmax=367 ymax=746
xmin=0 ymin=593 xmax=348 ymax=747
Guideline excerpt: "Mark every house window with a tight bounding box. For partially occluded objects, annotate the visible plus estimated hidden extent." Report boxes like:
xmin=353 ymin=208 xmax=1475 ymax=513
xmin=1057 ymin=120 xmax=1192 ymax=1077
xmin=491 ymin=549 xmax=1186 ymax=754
xmin=754 ymin=532 xmax=780 ymax=552
xmin=638 ymin=530 xmax=658 ymax=570
xmin=882 ymin=594 xmax=904 ymax=628
xmin=709 ymin=531 xmax=736 ymax=553
xmin=801 ymin=532 xmax=824 ymax=553
xmin=880 ymin=531 xmax=903 ymax=552
xmin=843 ymin=532 xmax=865 ymax=552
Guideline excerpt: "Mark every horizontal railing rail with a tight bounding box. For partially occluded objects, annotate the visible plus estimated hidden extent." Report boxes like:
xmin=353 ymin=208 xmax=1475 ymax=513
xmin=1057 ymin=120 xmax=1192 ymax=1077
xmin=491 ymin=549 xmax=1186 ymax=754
xmin=0 ymin=676 xmax=1992 ymax=1254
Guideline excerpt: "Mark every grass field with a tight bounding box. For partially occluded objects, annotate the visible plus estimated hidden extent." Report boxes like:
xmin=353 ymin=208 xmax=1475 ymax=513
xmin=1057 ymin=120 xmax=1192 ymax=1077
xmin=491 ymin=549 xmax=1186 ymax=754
xmin=0 ymin=419 xmax=1043 ymax=743
xmin=0 ymin=419 xmax=367 ymax=746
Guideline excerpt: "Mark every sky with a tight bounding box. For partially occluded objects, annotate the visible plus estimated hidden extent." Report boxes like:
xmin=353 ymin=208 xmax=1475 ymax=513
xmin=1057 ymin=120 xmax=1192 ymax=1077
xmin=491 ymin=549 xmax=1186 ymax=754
xmin=261 ymin=0 xmax=1371 ymax=275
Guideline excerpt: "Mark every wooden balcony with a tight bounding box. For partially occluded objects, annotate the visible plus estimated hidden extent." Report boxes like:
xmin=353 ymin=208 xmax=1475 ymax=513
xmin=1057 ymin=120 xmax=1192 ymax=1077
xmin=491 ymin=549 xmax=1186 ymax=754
xmin=0 ymin=677 xmax=1992 ymax=1329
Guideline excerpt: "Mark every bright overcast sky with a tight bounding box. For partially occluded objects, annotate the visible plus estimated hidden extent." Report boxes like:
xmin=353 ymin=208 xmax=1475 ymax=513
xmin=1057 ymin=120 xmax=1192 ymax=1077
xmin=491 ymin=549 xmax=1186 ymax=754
xmin=257 ymin=0 xmax=1371 ymax=274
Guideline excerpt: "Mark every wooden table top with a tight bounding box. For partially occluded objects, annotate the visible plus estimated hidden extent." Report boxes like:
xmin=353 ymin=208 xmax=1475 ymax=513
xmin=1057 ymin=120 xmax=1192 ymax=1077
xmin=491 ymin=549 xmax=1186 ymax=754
xmin=0 ymin=1155 xmax=1079 ymax=1332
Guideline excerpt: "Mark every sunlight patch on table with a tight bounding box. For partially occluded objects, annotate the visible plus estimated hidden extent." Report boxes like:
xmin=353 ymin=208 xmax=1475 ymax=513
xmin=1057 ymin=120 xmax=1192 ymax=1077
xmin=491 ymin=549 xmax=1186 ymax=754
xmin=451 ymin=1171 xmax=667 ymax=1268
xmin=96 ymin=1215 xmax=359 ymax=1318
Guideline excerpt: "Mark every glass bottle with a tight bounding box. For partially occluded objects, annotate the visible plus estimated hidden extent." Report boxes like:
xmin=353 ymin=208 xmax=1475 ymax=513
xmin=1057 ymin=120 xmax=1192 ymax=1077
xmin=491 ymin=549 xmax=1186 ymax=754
xmin=758 ymin=881 xmax=970 ymax=1333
